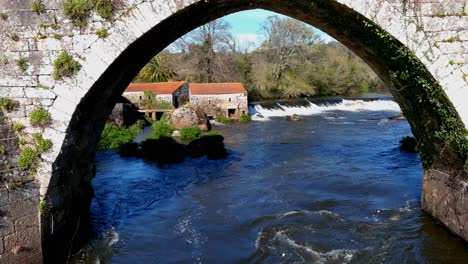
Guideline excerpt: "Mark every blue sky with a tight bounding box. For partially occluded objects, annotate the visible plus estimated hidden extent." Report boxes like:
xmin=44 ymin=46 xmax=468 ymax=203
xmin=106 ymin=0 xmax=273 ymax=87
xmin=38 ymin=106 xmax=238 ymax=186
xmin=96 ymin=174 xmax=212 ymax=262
xmin=222 ymin=9 xmax=335 ymax=51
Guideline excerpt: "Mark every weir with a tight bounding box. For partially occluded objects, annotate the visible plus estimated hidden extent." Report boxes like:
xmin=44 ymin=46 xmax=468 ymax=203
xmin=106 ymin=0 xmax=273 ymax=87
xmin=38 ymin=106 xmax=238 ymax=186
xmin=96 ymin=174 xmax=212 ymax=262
xmin=0 ymin=0 xmax=467 ymax=262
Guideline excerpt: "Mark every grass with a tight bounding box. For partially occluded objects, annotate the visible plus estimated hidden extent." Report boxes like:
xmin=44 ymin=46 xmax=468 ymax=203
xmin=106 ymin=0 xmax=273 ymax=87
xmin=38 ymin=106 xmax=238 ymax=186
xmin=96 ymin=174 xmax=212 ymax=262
xmin=31 ymin=0 xmax=46 ymax=15
xmin=33 ymin=133 xmax=53 ymax=153
xmin=240 ymin=113 xmax=251 ymax=123
xmin=18 ymin=147 xmax=39 ymax=170
xmin=17 ymin=58 xmax=29 ymax=72
xmin=0 ymin=98 xmax=19 ymax=112
xmin=180 ymin=127 xmax=202 ymax=141
xmin=0 ymin=146 xmax=5 ymax=155
xmin=215 ymin=115 xmax=231 ymax=124
xmin=89 ymin=0 xmax=114 ymax=19
xmin=29 ymin=108 xmax=51 ymax=127
xmin=52 ymin=51 xmax=81 ymax=80
xmin=13 ymin=122 xmax=24 ymax=131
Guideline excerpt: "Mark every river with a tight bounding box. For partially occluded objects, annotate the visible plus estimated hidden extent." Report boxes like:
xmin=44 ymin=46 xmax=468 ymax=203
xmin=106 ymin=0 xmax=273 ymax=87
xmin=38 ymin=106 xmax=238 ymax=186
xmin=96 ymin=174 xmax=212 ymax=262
xmin=71 ymin=96 xmax=468 ymax=263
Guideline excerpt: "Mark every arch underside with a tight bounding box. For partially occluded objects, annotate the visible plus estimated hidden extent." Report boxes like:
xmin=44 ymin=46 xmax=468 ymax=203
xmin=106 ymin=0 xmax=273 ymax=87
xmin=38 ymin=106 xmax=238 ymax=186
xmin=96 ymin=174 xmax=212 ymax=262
xmin=42 ymin=0 xmax=468 ymax=262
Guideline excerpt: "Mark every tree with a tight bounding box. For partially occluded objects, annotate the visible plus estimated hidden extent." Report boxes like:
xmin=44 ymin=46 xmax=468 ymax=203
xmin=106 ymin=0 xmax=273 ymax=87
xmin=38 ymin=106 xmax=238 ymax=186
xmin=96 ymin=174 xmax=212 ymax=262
xmin=175 ymin=19 xmax=236 ymax=83
xmin=136 ymin=54 xmax=176 ymax=83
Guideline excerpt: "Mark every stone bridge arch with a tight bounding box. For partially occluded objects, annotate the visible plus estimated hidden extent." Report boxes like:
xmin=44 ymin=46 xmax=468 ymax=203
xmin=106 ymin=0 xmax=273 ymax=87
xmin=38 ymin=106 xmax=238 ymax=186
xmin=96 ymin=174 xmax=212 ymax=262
xmin=0 ymin=0 xmax=468 ymax=262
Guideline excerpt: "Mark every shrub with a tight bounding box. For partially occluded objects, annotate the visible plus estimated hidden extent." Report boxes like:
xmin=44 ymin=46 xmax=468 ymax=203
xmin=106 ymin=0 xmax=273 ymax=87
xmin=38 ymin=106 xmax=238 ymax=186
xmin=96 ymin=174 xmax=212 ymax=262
xmin=31 ymin=0 xmax=46 ymax=15
xmin=240 ymin=113 xmax=251 ymax=123
xmin=149 ymin=121 xmax=175 ymax=139
xmin=29 ymin=107 xmax=51 ymax=127
xmin=89 ymin=0 xmax=114 ymax=19
xmin=180 ymin=127 xmax=202 ymax=141
xmin=96 ymin=28 xmax=109 ymax=38
xmin=17 ymin=58 xmax=28 ymax=72
xmin=62 ymin=0 xmax=91 ymax=27
xmin=18 ymin=147 xmax=39 ymax=170
xmin=118 ymin=142 xmax=140 ymax=157
xmin=140 ymin=137 xmax=186 ymax=163
xmin=52 ymin=51 xmax=81 ymax=80
xmin=33 ymin=133 xmax=53 ymax=153
xmin=0 ymin=98 xmax=19 ymax=112
xmin=97 ymin=123 xmax=143 ymax=150
xmin=215 ymin=115 xmax=231 ymax=124
xmin=187 ymin=131 xmax=227 ymax=159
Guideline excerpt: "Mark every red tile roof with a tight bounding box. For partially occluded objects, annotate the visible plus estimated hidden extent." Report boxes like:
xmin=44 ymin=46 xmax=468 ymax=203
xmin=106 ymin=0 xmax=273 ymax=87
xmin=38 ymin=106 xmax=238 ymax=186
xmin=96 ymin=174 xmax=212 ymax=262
xmin=125 ymin=81 xmax=187 ymax=94
xmin=190 ymin=83 xmax=247 ymax=95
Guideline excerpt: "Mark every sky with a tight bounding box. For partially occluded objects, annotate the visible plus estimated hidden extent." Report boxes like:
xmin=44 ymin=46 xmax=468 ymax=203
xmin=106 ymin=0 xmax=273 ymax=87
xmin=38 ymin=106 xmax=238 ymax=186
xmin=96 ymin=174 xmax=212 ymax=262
xmin=168 ymin=9 xmax=336 ymax=52
xmin=222 ymin=9 xmax=336 ymax=51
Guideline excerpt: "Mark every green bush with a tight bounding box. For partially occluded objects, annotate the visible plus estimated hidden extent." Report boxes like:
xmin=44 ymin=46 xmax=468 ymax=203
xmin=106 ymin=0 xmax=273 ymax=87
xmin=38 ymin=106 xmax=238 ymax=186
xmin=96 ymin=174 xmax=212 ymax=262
xmin=31 ymin=0 xmax=46 ymax=15
xmin=215 ymin=115 xmax=231 ymax=124
xmin=29 ymin=108 xmax=51 ymax=127
xmin=18 ymin=147 xmax=39 ymax=170
xmin=180 ymin=127 xmax=202 ymax=141
xmin=0 ymin=98 xmax=19 ymax=112
xmin=149 ymin=121 xmax=175 ymax=139
xmin=97 ymin=122 xmax=143 ymax=150
xmin=62 ymin=0 xmax=91 ymax=27
xmin=52 ymin=51 xmax=81 ymax=80
xmin=240 ymin=113 xmax=251 ymax=123
xmin=187 ymin=131 xmax=227 ymax=159
xmin=33 ymin=133 xmax=53 ymax=153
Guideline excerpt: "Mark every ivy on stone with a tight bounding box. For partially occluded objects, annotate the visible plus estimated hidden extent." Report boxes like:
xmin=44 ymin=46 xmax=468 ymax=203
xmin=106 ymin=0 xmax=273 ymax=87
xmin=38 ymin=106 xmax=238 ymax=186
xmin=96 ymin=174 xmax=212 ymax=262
xmin=52 ymin=51 xmax=81 ymax=80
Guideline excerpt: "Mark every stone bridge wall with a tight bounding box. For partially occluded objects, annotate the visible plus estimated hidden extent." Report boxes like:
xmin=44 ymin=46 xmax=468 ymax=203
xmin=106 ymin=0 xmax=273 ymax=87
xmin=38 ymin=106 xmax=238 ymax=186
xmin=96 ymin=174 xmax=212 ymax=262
xmin=0 ymin=0 xmax=467 ymax=262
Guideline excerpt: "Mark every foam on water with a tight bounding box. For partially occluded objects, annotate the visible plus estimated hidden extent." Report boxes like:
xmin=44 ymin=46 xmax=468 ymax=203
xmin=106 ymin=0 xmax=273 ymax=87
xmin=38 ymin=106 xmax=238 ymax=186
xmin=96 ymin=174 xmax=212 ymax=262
xmin=251 ymin=99 xmax=401 ymax=120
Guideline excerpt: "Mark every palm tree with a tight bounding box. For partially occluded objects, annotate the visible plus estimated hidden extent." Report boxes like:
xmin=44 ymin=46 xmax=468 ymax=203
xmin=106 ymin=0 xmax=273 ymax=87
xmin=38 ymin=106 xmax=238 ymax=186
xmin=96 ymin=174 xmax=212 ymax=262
xmin=137 ymin=54 xmax=176 ymax=83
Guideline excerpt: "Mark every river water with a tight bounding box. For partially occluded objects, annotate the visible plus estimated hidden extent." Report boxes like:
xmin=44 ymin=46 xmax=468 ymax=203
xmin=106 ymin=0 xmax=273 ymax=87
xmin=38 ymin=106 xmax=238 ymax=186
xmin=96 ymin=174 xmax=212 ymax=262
xmin=72 ymin=97 xmax=468 ymax=263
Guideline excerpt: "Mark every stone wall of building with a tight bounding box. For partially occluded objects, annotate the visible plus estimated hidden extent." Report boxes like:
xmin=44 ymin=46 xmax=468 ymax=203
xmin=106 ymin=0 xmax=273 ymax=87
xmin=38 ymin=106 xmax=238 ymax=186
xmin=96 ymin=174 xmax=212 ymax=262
xmin=190 ymin=93 xmax=248 ymax=119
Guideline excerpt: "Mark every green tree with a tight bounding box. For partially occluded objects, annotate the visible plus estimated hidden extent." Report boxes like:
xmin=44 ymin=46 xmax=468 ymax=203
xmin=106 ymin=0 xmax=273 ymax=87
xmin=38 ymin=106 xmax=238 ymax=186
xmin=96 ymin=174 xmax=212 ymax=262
xmin=136 ymin=54 xmax=176 ymax=83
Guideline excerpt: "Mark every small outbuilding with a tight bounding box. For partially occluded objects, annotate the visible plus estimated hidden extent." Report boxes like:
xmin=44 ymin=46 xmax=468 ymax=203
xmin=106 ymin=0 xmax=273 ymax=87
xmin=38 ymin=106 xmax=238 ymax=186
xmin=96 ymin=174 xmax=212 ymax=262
xmin=189 ymin=83 xmax=248 ymax=119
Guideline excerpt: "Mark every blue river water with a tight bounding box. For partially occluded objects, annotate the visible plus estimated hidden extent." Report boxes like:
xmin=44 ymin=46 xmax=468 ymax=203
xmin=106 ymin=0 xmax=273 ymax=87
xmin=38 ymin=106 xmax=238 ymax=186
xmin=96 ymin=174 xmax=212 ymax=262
xmin=72 ymin=97 xmax=468 ymax=263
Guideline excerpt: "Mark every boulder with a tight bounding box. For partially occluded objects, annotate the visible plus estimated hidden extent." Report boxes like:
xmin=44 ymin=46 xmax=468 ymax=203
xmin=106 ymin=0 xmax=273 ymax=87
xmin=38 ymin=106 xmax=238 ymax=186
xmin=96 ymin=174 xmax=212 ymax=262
xmin=389 ymin=114 xmax=406 ymax=120
xmin=171 ymin=107 xmax=211 ymax=131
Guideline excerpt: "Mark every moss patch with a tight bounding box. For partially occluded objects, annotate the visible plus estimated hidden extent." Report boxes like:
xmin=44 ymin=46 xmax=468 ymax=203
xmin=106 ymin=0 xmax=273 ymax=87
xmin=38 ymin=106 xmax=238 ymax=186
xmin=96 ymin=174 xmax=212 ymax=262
xmin=31 ymin=0 xmax=46 ymax=15
xmin=0 ymin=98 xmax=19 ymax=112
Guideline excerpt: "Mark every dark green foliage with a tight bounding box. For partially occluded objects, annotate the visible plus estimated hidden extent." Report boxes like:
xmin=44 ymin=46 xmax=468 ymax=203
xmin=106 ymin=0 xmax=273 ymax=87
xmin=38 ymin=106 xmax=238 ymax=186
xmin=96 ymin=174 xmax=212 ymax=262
xmin=187 ymin=131 xmax=227 ymax=159
xmin=62 ymin=0 xmax=91 ymax=27
xmin=149 ymin=120 xmax=175 ymax=139
xmin=0 ymin=98 xmax=19 ymax=112
xmin=17 ymin=58 xmax=28 ymax=72
xmin=118 ymin=142 xmax=140 ymax=157
xmin=97 ymin=123 xmax=143 ymax=150
xmin=52 ymin=51 xmax=81 ymax=80
xmin=240 ymin=113 xmax=251 ymax=123
xmin=141 ymin=137 xmax=186 ymax=163
xmin=180 ymin=127 xmax=202 ymax=141
xmin=18 ymin=147 xmax=39 ymax=170
xmin=33 ymin=133 xmax=53 ymax=153
xmin=29 ymin=108 xmax=51 ymax=127
xmin=215 ymin=115 xmax=231 ymax=124
xmin=400 ymin=136 xmax=417 ymax=153
xmin=31 ymin=0 xmax=46 ymax=15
